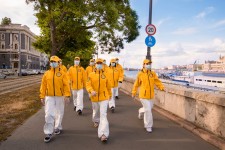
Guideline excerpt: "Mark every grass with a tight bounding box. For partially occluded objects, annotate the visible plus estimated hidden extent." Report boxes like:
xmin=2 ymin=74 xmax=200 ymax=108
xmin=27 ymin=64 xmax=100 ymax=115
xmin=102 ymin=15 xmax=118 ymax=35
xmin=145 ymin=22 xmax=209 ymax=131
xmin=0 ymin=84 xmax=42 ymax=142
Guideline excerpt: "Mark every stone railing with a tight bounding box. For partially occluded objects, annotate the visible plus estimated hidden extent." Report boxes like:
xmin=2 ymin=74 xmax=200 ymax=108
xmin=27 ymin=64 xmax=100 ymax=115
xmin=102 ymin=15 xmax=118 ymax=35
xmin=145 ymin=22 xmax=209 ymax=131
xmin=120 ymin=77 xmax=225 ymax=139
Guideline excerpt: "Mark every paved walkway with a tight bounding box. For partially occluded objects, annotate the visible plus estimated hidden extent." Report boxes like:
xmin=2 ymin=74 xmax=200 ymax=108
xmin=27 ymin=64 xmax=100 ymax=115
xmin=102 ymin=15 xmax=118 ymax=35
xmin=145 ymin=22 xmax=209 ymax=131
xmin=0 ymin=91 xmax=218 ymax=150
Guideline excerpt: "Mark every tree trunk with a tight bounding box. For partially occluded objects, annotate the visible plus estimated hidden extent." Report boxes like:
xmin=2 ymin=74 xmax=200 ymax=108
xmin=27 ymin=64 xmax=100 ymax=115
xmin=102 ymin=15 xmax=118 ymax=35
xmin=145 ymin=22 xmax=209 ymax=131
xmin=49 ymin=19 xmax=57 ymax=56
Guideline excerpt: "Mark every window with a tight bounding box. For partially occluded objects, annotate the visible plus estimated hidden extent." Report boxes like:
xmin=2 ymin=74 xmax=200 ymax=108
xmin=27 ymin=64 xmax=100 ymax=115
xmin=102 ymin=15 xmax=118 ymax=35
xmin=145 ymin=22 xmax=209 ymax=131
xmin=212 ymin=80 xmax=216 ymax=83
xmin=217 ymin=81 xmax=222 ymax=83
xmin=15 ymin=44 xmax=18 ymax=49
xmin=207 ymin=80 xmax=211 ymax=82
xmin=1 ymin=44 xmax=5 ymax=49
xmin=1 ymin=34 xmax=5 ymax=40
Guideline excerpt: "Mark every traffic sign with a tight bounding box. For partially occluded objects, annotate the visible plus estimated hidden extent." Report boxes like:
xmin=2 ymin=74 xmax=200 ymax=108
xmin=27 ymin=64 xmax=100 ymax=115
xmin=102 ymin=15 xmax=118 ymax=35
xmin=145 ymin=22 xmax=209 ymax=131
xmin=145 ymin=24 xmax=156 ymax=35
xmin=145 ymin=36 xmax=156 ymax=47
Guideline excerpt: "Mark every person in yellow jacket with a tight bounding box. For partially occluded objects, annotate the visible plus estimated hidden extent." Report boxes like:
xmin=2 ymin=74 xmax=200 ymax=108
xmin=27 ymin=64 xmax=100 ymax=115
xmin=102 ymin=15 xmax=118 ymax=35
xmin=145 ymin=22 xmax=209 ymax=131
xmin=59 ymin=59 xmax=68 ymax=73
xmin=108 ymin=59 xmax=123 ymax=113
xmin=86 ymin=59 xmax=95 ymax=78
xmin=68 ymin=57 xmax=87 ymax=115
xmin=102 ymin=59 xmax=109 ymax=73
xmin=115 ymin=58 xmax=124 ymax=99
xmin=132 ymin=59 xmax=164 ymax=133
xmin=86 ymin=58 xmax=112 ymax=143
xmin=40 ymin=55 xmax=71 ymax=143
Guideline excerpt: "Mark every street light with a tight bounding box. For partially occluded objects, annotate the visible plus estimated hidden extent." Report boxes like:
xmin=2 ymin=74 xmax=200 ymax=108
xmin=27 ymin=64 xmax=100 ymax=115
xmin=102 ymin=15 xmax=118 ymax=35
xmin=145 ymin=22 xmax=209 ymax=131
xmin=146 ymin=0 xmax=153 ymax=61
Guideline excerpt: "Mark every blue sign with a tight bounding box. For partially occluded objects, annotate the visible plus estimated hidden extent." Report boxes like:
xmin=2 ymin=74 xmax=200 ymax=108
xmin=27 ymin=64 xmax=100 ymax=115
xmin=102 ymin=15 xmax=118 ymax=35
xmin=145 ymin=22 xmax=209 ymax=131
xmin=145 ymin=36 xmax=156 ymax=47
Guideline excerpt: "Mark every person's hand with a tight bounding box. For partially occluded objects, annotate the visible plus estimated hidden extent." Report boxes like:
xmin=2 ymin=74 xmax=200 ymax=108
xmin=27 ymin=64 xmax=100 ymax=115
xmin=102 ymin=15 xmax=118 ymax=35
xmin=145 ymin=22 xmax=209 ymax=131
xmin=41 ymin=99 xmax=45 ymax=106
xmin=118 ymin=81 xmax=122 ymax=88
xmin=91 ymin=91 xmax=97 ymax=96
xmin=64 ymin=97 xmax=70 ymax=104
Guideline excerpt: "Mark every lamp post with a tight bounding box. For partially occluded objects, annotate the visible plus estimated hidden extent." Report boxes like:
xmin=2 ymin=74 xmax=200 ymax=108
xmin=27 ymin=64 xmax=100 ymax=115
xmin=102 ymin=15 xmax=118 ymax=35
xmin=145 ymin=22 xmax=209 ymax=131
xmin=18 ymin=31 xmax=22 ymax=76
xmin=146 ymin=0 xmax=153 ymax=61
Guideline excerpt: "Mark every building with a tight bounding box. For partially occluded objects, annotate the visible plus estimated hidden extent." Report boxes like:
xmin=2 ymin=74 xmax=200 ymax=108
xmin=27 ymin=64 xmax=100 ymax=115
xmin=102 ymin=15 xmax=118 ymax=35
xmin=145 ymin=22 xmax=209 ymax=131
xmin=0 ymin=23 xmax=48 ymax=72
xmin=202 ymin=55 xmax=225 ymax=72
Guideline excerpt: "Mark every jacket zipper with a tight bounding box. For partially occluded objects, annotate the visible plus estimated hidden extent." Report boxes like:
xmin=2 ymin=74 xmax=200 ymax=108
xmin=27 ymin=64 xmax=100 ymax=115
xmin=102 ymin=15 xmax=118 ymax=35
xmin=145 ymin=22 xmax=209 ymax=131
xmin=104 ymin=91 xmax=106 ymax=97
xmin=53 ymin=69 xmax=55 ymax=96
xmin=113 ymin=68 xmax=115 ymax=86
xmin=98 ymin=71 xmax=100 ymax=101
xmin=77 ymin=67 xmax=78 ymax=89
xmin=60 ymin=88 xmax=63 ymax=95
xmin=147 ymin=71 xmax=151 ymax=97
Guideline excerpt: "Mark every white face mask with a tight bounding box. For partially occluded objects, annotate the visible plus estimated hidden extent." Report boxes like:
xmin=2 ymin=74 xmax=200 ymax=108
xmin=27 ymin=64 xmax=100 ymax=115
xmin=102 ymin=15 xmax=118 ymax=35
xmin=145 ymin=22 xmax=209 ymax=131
xmin=50 ymin=62 xmax=59 ymax=68
xmin=116 ymin=60 xmax=119 ymax=64
xmin=90 ymin=62 xmax=95 ymax=66
xmin=74 ymin=60 xmax=80 ymax=65
xmin=96 ymin=64 xmax=103 ymax=70
xmin=145 ymin=64 xmax=151 ymax=70
xmin=111 ymin=62 xmax=116 ymax=66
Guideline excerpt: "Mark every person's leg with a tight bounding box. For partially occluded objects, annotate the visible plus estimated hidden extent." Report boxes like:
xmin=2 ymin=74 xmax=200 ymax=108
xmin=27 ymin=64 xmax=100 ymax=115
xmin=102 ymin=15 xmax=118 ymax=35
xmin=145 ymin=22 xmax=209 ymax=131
xmin=92 ymin=102 xmax=100 ymax=127
xmin=54 ymin=96 xmax=65 ymax=133
xmin=76 ymin=89 xmax=84 ymax=112
xmin=72 ymin=90 xmax=77 ymax=110
xmin=98 ymin=100 xmax=109 ymax=139
xmin=138 ymin=107 xmax=144 ymax=119
xmin=140 ymin=99 xmax=154 ymax=132
xmin=44 ymin=96 xmax=56 ymax=135
xmin=108 ymin=88 xmax=116 ymax=111
xmin=115 ymin=86 xmax=119 ymax=99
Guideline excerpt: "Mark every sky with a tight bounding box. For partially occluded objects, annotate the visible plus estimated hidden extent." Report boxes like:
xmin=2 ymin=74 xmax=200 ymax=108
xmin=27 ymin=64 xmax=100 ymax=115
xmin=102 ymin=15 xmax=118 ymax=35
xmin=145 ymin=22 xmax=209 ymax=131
xmin=1 ymin=0 xmax=225 ymax=69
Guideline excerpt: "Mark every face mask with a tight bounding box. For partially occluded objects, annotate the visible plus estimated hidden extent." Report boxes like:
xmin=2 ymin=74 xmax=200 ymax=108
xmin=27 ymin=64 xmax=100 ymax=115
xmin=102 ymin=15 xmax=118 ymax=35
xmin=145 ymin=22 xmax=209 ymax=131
xmin=145 ymin=64 xmax=151 ymax=70
xmin=50 ymin=62 xmax=58 ymax=68
xmin=103 ymin=61 xmax=106 ymax=64
xmin=74 ymin=61 xmax=80 ymax=65
xmin=96 ymin=64 xmax=103 ymax=70
xmin=111 ymin=62 xmax=116 ymax=66
xmin=116 ymin=60 xmax=119 ymax=64
xmin=90 ymin=62 xmax=94 ymax=66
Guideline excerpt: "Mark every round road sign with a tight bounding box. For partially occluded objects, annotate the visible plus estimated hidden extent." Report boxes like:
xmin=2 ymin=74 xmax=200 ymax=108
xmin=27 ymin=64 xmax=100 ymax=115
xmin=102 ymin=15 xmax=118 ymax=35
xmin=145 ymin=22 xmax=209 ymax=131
xmin=145 ymin=36 xmax=156 ymax=47
xmin=145 ymin=24 xmax=156 ymax=35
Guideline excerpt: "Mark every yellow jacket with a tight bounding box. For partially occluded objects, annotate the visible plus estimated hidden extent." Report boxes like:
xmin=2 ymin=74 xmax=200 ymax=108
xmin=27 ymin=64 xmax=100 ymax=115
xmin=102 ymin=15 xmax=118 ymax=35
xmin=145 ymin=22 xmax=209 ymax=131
xmin=116 ymin=63 xmax=124 ymax=81
xmin=68 ymin=65 xmax=87 ymax=90
xmin=132 ymin=69 xmax=164 ymax=99
xmin=86 ymin=65 xmax=95 ymax=78
xmin=108 ymin=66 xmax=123 ymax=88
xmin=40 ymin=67 xmax=71 ymax=99
xmin=60 ymin=65 xmax=67 ymax=73
xmin=86 ymin=70 xmax=112 ymax=102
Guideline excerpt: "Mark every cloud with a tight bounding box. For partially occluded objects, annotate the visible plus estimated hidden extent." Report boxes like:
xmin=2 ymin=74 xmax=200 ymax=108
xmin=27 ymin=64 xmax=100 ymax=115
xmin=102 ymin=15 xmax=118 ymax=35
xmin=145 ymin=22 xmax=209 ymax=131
xmin=171 ymin=27 xmax=198 ymax=35
xmin=211 ymin=19 xmax=225 ymax=28
xmin=195 ymin=6 xmax=215 ymax=19
xmin=155 ymin=17 xmax=170 ymax=28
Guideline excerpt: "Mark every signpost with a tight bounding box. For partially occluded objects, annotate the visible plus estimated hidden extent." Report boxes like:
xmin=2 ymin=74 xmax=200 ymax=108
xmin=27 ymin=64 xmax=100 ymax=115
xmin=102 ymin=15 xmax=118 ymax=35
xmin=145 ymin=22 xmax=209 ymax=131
xmin=145 ymin=36 xmax=156 ymax=47
xmin=145 ymin=24 xmax=156 ymax=35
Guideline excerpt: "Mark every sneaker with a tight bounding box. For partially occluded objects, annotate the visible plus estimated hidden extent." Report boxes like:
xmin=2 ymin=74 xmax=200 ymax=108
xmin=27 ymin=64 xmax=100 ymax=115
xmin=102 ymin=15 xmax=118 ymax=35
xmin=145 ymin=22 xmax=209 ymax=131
xmin=100 ymin=135 xmax=108 ymax=143
xmin=44 ymin=134 xmax=52 ymax=143
xmin=138 ymin=113 xmax=143 ymax=120
xmin=54 ymin=129 xmax=61 ymax=135
xmin=74 ymin=106 xmax=76 ymax=111
xmin=94 ymin=122 xmax=99 ymax=128
xmin=146 ymin=128 xmax=152 ymax=133
xmin=110 ymin=107 xmax=115 ymax=113
xmin=77 ymin=109 xmax=82 ymax=115
xmin=115 ymin=96 xmax=119 ymax=99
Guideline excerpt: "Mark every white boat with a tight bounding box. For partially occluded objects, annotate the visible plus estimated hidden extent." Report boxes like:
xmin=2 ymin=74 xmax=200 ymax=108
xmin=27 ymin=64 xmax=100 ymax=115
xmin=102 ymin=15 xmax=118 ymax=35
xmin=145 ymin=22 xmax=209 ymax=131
xmin=194 ymin=74 xmax=225 ymax=89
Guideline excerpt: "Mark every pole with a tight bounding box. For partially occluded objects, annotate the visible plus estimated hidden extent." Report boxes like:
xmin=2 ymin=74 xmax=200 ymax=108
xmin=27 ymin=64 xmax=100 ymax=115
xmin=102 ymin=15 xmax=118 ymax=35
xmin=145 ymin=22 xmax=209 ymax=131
xmin=18 ymin=31 xmax=22 ymax=76
xmin=146 ymin=0 xmax=152 ymax=61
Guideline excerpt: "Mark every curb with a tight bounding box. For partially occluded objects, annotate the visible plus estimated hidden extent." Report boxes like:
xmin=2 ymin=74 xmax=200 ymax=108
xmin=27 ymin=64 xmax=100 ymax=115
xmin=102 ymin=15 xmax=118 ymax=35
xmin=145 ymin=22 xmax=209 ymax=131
xmin=153 ymin=106 xmax=225 ymax=150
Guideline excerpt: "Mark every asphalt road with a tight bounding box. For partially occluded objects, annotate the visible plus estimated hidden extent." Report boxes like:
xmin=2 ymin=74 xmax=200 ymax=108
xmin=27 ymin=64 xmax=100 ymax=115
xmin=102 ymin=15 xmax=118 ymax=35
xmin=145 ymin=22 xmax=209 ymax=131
xmin=0 ymin=91 xmax=218 ymax=150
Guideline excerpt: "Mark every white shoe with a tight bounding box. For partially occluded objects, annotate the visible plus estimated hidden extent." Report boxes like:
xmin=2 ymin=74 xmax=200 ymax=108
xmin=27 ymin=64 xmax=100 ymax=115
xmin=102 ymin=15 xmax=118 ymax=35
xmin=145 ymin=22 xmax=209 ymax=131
xmin=138 ymin=113 xmax=143 ymax=119
xmin=146 ymin=128 xmax=152 ymax=133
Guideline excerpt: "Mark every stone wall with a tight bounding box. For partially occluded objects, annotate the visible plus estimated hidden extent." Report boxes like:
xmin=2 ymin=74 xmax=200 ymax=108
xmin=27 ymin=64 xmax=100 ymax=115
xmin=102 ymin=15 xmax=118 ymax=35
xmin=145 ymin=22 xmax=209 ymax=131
xmin=121 ymin=77 xmax=225 ymax=139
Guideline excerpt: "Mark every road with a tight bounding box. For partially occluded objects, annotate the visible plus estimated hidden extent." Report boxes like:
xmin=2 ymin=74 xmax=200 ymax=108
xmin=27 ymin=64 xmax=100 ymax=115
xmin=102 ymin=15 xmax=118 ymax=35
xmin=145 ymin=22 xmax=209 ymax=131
xmin=0 ymin=91 xmax=218 ymax=150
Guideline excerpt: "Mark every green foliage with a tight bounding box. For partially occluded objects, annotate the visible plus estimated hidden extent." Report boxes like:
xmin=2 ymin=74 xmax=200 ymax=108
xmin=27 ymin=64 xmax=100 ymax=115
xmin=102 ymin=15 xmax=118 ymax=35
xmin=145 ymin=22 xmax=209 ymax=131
xmin=26 ymin=0 xmax=140 ymax=61
xmin=1 ymin=17 xmax=11 ymax=25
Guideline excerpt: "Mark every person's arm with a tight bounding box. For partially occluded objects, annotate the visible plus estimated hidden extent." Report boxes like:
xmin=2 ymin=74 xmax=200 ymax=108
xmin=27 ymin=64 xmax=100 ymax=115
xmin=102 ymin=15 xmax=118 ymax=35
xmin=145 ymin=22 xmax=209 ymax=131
xmin=132 ymin=72 xmax=141 ymax=97
xmin=63 ymin=73 xmax=71 ymax=97
xmin=82 ymin=68 xmax=87 ymax=88
xmin=153 ymin=72 xmax=164 ymax=91
xmin=40 ymin=73 xmax=47 ymax=99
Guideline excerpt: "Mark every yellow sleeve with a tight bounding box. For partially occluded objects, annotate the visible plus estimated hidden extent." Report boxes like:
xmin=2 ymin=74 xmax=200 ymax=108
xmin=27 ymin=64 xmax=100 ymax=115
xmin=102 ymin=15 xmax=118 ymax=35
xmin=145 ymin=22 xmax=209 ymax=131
xmin=40 ymin=72 xmax=47 ymax=99
xmin=82 ymin=68 xmax=87 ymax=88
xmin=153 ymin=72 xmax=164 ymax=90
xmin=63 ymin=73 xmax=71 ymax=96
xmin=118 ymin=68 xmax=124 ymax=82
xmin=86 ymin=75 xmax=94 ymax=93
xmin=106 ymin=76 xmax=112 ymax=97
xmin=132 ymin=72 xmax=141 ymax=96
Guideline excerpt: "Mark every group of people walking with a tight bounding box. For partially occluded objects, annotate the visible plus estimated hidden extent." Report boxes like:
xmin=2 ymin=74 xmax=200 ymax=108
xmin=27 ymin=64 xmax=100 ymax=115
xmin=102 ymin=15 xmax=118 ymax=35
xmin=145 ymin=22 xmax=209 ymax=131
xmin=39 ymin=55 xmax=164 ymax=143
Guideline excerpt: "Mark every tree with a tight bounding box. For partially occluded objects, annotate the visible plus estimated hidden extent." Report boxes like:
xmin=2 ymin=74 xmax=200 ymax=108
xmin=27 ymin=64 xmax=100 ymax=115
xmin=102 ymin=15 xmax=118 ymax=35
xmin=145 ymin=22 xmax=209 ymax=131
xmin=1 ymin=17 xmax=11 ymax=25
xmin=26 ymin=0 xmax=140 ymax=58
